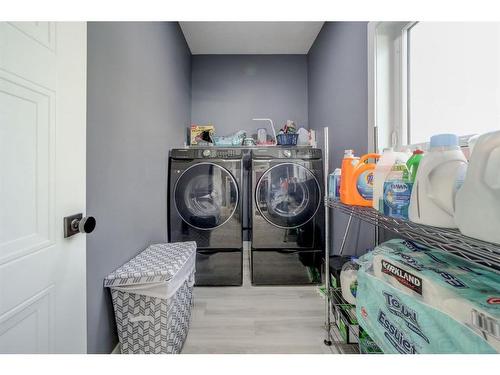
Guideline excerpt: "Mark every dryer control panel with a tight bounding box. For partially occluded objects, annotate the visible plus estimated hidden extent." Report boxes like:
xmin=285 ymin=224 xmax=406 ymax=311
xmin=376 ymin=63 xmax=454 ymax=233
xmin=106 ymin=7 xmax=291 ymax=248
xmin=170 ymin=148 xmax=243 ymax=159
xmin=210 ymin=148 xmax=242 ymax=159
xmin=252 ymin=147 xmax=322 ymax=160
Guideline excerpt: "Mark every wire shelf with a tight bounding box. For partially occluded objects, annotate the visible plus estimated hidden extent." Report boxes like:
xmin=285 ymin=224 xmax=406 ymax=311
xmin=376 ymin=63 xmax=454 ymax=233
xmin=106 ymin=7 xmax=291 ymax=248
xmin=330 ymin=288 xmax=359 ymax=338
xmin=327 ymin=199 xmax=500 ymax=271
xmin=330 ymin=288 xmax=356 ymax=322
xmin=325 ymin=298 xmax=360 ymax=354
xmin=326 ymin=288 xmax=383 ymax=354
xmin=325 ymin=323 xmax=360 ymax=354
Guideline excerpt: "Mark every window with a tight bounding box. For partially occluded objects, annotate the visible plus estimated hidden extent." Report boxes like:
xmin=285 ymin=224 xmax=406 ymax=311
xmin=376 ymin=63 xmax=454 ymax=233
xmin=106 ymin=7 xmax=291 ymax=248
xmin=370 ymin=22 xmax=500 ymax=151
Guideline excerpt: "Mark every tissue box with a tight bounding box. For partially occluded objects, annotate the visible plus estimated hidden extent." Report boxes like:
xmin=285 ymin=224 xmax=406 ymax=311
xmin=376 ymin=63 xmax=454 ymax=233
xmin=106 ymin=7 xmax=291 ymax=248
xmin=356 ymin=239 xmax=500 ymax=354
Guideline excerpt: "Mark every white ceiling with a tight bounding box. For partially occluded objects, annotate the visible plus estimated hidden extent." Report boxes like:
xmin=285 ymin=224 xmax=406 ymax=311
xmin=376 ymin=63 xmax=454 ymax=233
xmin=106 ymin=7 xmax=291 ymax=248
xmin=179 ymin=22 xmax=324 ymax=54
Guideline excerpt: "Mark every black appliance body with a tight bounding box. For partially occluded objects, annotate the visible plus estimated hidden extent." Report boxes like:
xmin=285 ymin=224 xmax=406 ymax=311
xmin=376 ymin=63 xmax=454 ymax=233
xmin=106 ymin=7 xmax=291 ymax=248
xmin=168 ymin=148 xmax=243 ymax=286
xmin=251 ymin=148 xmax=324 ymax=285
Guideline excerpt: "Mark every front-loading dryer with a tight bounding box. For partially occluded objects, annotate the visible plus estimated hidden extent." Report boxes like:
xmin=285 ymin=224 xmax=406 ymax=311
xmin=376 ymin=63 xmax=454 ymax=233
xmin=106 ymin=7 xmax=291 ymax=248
xmin=251 ymin=148 xmax=324 ymax=285
xmin=168 ymin=148 xmax=243 ymax=286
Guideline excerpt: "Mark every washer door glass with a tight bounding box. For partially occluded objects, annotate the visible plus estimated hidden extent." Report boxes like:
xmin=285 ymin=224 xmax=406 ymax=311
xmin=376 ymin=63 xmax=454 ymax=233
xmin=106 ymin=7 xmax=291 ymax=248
xmin=256 ymin=163 xmax=321 ymax=229
xmin=175 ymin=163 xmax=238 ymax=230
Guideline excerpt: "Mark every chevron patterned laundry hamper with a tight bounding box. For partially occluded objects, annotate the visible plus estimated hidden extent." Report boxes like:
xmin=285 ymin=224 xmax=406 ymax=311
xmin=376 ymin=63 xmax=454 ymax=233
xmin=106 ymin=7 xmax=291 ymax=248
xmin=104 ymin=242 xmax=196 ymax=354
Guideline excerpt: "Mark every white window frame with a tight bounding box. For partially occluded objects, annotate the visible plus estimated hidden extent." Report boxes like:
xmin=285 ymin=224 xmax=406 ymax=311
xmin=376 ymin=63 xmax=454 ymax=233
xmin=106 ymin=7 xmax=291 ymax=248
xmin=369 ymin=21 xmax=479 ymax=153
xmin=368 ymin=21 xmax=414 ymax=153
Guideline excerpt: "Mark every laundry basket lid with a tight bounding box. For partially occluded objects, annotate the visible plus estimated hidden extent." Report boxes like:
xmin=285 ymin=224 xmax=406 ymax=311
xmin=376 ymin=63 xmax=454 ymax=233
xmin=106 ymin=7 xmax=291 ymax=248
xmin=104 ymin=242 xmax=196 ymax=287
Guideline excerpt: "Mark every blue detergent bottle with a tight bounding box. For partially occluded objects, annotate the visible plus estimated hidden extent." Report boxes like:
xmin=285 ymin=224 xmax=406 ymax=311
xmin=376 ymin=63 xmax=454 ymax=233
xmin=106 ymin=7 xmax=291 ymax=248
xmin=383 ymin=160 xmax=413 ymax=219
xmin=328 ymin=168 xmax=342 ymax=199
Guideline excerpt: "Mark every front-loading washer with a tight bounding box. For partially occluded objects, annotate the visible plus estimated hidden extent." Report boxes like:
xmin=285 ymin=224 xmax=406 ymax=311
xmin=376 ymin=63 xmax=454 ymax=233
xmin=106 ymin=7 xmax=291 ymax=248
xmin=251 ymin=147 xmax=324 ymax=285
xmin=168 ymin=148 xmax=243 ymax=286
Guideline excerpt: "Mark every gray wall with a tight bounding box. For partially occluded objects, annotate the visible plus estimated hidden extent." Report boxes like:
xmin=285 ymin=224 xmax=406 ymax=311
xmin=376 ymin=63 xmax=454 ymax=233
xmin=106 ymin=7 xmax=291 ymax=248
xmin=86 ymin=22 xmax=191 ymax=353
xmin=308 ymin=22 xmax=375 ymax=255
xmin=191 ymin=55 xmax=308 ymax=136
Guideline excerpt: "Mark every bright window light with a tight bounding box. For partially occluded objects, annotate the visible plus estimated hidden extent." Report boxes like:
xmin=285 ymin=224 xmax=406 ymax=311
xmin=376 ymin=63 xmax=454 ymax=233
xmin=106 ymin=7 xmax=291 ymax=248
xmin=408 ymin=22 xmax=500 ymax=144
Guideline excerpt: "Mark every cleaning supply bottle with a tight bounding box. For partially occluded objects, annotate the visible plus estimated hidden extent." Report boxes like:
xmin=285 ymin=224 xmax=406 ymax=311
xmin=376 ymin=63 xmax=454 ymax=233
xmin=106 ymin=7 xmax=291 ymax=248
xmin=351 ymin=153 xmax=380 ymax=206
xmin=372 ymin=148 xmax=409 ymax=211
xmin=455 ymin=130 xmax=500 ymax=244
xmin=406 ymin=149 xmax=424 ymax=183
xmin=328 ymin=168 xmax=342 ymax=199
xmin=408 ymin=134 xmax=468 ymax=228
xmin=341 ymin=151 xmax=380 ymax=206
xmin=383 ymin=160 xmax=413 ymax=219
xmin=340 ymin=150 xmax=359 ymax=204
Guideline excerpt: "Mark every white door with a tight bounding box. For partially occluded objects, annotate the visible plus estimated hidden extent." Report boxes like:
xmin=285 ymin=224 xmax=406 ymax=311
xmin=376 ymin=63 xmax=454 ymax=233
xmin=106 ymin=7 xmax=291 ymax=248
xmin=0 ymin=22 xmax=87 ymax=353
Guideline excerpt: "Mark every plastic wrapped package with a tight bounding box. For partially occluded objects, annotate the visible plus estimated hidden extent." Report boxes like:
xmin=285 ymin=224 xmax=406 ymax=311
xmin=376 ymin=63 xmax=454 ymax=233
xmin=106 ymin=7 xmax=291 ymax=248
xmin=355 ymin=239 xmax=500 ymax=354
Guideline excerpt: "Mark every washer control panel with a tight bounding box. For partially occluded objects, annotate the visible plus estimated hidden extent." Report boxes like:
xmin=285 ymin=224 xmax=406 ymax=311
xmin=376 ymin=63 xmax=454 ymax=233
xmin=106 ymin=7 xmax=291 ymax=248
xmin=252 ymin=147 xmax=322 ymax=160
xmin=295 ymin=148 xmax=322 ymax=159
xmin=276 ymin=148 xmax=322 ymax=159
xmin=170 ymin=148 xmax=243 ymax=159
xmin=213 ymin=149 xmax=241 ymax=159
xmin=198 ymin=148 xmax=242 ymax=159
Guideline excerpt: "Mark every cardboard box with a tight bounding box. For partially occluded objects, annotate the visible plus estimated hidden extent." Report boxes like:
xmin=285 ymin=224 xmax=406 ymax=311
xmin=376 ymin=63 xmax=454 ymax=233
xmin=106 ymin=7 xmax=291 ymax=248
xmin=190 ymin=125 xmax=214 ymax=145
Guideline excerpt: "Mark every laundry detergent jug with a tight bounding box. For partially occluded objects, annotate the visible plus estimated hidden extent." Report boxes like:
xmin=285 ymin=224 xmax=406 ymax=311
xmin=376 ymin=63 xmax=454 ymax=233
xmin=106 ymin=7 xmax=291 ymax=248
xmin=455 ymin=130 xmax=500 ymax=244
xmin=372 ymin=148 xmax=409 ymax=211
xmin=341 ymin=152 xmax=380 ymax=206
xmin=409 ymin=134 xmax=468 ymax=228
xmin=340 ymin=150 xmax=359 ymax=204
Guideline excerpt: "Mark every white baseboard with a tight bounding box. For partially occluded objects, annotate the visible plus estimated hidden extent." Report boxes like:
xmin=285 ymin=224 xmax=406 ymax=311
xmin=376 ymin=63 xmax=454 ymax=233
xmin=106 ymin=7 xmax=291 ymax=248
xmin=111 ymin=343 xmax=121 ymax=354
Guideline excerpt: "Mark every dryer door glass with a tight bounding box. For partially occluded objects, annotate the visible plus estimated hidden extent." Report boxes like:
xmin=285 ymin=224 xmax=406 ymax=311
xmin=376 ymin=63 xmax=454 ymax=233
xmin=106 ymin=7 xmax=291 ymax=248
xmin=175 ymin=163 xmax=238 ymax=230
xmin=256 ymin=163 xmax=321 ymax=229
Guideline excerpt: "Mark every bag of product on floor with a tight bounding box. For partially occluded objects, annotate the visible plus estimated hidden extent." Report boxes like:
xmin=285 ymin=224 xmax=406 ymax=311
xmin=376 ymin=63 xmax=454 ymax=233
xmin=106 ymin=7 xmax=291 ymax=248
xmin=105 ymin=242 xmax=196 ymax=354
xmin=355 ymin=239 xmax=500 ymax=354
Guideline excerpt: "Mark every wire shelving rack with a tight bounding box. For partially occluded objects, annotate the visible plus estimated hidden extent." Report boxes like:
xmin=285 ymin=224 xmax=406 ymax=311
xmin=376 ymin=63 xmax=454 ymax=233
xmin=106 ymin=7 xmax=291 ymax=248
xmin=327 ymin=199 xmax=500 ymax=271
xmin=321 ymin=124 xmax=500 ymax=352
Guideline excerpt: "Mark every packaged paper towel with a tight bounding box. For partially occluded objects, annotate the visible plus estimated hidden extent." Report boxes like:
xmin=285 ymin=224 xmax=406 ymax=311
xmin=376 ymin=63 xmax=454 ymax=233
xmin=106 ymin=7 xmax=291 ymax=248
xmin=355 ymin=239 xmax=500 ymax=353
xmin=340 ymin=257 xmax=360 ymax=305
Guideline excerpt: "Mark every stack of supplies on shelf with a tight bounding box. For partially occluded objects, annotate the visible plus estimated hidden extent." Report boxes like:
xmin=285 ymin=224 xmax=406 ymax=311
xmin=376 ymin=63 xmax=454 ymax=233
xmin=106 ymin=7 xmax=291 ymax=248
xmin=355 ymin=239 xmax=500 ymax=354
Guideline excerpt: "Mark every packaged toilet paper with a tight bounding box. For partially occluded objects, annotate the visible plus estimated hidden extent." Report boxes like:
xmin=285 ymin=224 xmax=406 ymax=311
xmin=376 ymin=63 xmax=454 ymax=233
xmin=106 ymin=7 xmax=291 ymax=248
xmin=356 ymin=239 xmax=500 ymax=353
xmin=340 ymin=258 xmax=360 ymax=305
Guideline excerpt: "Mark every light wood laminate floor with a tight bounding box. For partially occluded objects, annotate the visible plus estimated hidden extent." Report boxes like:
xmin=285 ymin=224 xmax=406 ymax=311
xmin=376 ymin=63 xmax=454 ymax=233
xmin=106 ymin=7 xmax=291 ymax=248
xmin=183 ymin=243 xmax=343 ymax=354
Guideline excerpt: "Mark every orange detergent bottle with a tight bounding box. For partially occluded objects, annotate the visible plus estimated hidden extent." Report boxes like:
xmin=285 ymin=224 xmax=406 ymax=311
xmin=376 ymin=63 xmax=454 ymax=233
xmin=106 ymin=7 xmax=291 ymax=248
xmin=340 ymin=150 xmax=359 ymax=204
xmin=341 ymin=152 xmax=380 ymax=206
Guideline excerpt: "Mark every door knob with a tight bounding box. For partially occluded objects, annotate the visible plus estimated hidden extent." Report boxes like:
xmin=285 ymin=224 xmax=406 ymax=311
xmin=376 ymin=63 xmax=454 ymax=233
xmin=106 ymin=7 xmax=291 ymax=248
xmin=64 ymin=213 xmax=96 ymax=238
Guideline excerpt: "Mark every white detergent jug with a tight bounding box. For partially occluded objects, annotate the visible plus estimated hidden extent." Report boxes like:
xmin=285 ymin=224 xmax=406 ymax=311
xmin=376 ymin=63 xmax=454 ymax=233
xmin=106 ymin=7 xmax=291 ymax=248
xmin=455 ymin=130 xmax=500 ymax=244
xmin=409 ymin=134 xmax=467 ymax=228
xmin=372 ymin=148 xmax=409 ymax=211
